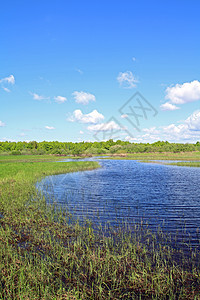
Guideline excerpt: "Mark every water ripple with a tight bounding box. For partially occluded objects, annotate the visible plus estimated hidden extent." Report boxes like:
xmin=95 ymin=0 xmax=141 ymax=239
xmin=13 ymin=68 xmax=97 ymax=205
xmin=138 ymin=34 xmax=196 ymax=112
xmin=38 ymin=159 xmax=200 ymax=248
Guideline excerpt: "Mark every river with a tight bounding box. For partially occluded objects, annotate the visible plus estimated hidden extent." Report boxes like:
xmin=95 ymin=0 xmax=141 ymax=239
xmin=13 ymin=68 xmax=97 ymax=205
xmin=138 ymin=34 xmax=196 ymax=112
xmin=38 ymin=158 xmax=200 ymax=249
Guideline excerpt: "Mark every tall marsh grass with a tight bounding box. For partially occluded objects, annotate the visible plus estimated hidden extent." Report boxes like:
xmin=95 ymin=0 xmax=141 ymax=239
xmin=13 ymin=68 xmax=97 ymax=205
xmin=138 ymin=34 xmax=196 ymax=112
xmin=0 ymin=156 xmax=200 ymax=299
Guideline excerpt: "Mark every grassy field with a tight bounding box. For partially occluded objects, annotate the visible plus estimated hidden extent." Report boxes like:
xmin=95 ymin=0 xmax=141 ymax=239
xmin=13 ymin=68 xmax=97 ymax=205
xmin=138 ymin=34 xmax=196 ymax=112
xmin=106 ymin=151 xmax=200 ymax=161
xmin=1 ymin=155 xmax=200 ymax=299
xmin=167 ymin=161 xmax=200 ymax=167
xmin=0 ymin=154 xmax=72 ymax=163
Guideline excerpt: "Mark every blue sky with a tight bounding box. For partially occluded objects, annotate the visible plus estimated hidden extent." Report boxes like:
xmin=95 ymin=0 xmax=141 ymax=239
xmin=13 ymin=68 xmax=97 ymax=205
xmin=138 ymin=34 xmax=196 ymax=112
xmin=1 ymin=0 xmax=200 ymax=143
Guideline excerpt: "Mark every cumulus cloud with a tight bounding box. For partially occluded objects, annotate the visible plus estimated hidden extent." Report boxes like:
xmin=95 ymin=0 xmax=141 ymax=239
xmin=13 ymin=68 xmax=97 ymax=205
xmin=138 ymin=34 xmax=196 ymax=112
xmin=87 ymin=121 xmax=120 ymax=132
xmin=143 ymin=127 xmax=160 ymax=134
xmin=0 ymin=121 xmax=6 ymax=127
xmin=127 ymin=127 xmax=162 ymax=143
xmin=122 ymin=111 xmax=200 ymax=143
xmin=0 ymin=75 xmax=15 ymax=92
xmin=160 ymin=102 xmax=180 ymax=111
xmin=160 ymin=110 xmax=200 ymax=141
xmin=54 ymin=96 xmax=67 ymax=103
xmin=185 ymin=110 xmax=200 ymax=131
xmin=165 ymin=80 xmax=200 ymax=104
xmin=72 ymin=91 xmax=96 ymax=105
xmin=45 ymin=126 xmax=55 ymax=130
xmin=79 ymin=130 xmax=84 ymax=134
xmin=129 ymin=110 xmax=200 ymax=143
xmin=68 ymin=109 xmax=104 ymax=124
xmin=163 ymin=123 xmax=187 ymax=135
xmin=117 ymin=71 xmax=138 ymax=88
xmin=31 ymin=92 xmax=50 ymax=101
xmin=162 ymin=111 xmax=200 ymax=136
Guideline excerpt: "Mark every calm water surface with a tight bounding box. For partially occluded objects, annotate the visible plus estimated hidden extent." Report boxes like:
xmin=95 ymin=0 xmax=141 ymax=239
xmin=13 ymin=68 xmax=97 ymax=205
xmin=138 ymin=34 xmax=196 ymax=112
xmin=38 ymin=159 xmax=200 ymax=248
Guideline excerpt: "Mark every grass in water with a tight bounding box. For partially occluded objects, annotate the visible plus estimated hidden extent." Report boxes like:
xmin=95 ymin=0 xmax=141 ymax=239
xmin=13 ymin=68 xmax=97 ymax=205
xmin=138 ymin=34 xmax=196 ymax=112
xmin=167 ymin=161 xmax=200 ymax=167
xmin=0 ymin=154 xmax=72 ymax=164
xmin=105 ymin=151 xmax=200 ymax=161
xmin=0 ymin=155 xmax=200 ymax=299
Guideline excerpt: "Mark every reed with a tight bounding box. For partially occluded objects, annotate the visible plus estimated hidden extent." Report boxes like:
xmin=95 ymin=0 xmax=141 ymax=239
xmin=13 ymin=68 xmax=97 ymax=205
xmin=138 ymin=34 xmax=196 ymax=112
xmin=0 ymin=155 xmax=200 ymax=299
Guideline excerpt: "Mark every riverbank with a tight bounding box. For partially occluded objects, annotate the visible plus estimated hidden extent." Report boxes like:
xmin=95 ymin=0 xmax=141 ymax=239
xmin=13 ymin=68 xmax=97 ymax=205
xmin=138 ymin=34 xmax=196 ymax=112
xmin=0 ymin=155 xmax=200 ymax=299
xmin=106 ymin=151 xmax=200 ymax=161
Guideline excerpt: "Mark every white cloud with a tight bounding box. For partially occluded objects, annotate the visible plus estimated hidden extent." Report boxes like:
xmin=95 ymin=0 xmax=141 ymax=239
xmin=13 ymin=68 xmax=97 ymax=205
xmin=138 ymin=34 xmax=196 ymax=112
xmin=0 ymin=75 xmax=15 ymax=85
xmin=0 ymin=75 xmax=15 ymax=92
xmin=125 ymin=136 xmax=137 ymax=142
xmin=87 ymin=121 xmax=120 ymax=132
xmin=31 ymin=92 xmax=49 ymax=101
xmin=143 ymin=127 xmax=160 ymax=134
xmin=185 ymin=110 xmax=200 ymax=131
xmin=161 ymin=111 xmax=200 ymax=137
xmin=165 ymin=80 xmax=200 ymax=104
xmin=69 ymin=109 xmax=104 ymax=124
xmin=54 ymin=96 xmax=67 ymax=103
xmin=80 ymin=130 xmax=84 ymax=134
xmin=126 ymin=133 xmax=161 ymax=143
xmin=0 ymin=121 xmax=6 ymax=127
xmin=163 ymin=123 xmax=187 ymax=135
xmin=160 ymin=102 xmax=180 ymax=111
xmin=127 ymin=111 xmax=200 ymax=143
xmin=72 ymin=91 xmax=96 ymax=105
xmin=117 ymin=71 xmax=138 ymax=88
xmin=45 ymin=126 xmax=55 ymax=130
xmin=160 ymin=110 xmax=200 ymax=141
xmin=129 ymin=127 xmax=162 ymax=143
xmin=121 ymin=110 xmax=200 ymax=143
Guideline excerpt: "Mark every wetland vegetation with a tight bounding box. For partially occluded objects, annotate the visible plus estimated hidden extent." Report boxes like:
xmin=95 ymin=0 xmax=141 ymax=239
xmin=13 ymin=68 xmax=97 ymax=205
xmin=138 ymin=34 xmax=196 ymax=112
xmin=1 ymin=148 xmax=200 ymax=299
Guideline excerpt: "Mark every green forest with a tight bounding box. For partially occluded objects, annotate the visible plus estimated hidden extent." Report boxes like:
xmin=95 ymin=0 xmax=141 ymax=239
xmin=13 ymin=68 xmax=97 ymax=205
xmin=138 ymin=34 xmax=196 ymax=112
xmin=1 ymin=140 xmax=200 ymax=155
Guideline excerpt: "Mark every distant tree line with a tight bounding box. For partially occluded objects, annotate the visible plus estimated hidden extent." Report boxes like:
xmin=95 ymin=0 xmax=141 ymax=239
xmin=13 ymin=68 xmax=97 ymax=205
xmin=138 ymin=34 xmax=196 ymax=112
xmin=0 ymin=140 xmax=200 ymax=155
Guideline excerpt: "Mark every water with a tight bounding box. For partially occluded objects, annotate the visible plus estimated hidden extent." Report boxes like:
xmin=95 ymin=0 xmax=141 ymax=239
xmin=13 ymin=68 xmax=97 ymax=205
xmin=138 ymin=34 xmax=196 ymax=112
xmin=38 ymin=159 xmax=200 ymax=248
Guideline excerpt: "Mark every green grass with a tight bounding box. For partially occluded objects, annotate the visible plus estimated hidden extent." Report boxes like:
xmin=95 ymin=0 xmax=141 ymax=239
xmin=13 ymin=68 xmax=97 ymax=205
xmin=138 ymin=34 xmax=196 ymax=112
xmin=1 ymin=155 xmax=200 ymax=299
xmin=105 ymin=151 xmax=200 ymax=161
xmin=166 ymin=162 xmax=200 ymax=167
xmin=0 ymin=154 xmax=72 ymax=163
xmin=140 ymin=161 xmax=200 ymax=167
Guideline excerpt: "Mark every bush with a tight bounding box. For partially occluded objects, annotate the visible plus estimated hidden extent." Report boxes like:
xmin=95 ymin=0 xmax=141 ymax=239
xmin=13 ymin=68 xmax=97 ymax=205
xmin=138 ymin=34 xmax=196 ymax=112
xmin=36 ymin=149 xmax=46 ymax=155
xmin=109 ymin=145 xmax=123 ymax=154
xmin=10 ymin=150 xmax=22 ymax=155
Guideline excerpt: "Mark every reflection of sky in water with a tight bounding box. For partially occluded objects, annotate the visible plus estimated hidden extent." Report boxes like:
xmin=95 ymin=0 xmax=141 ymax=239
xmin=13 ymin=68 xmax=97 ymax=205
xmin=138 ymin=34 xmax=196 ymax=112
xmin=37 ymin=159 xmax=200 ymax=248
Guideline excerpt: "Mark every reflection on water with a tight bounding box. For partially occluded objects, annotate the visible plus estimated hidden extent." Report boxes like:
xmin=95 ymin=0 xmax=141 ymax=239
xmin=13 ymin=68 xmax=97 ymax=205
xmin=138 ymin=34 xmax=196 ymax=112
xmin=38 ymin=159 xmax=200 ymax=249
